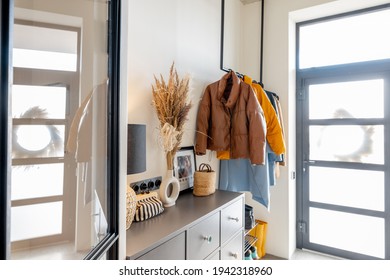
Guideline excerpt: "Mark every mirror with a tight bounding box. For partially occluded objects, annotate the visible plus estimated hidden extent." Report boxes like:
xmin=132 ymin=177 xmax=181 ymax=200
xmin=221 ymin=0 xmax=264 ymax=83
xmin=10 ymin=0 xmax=118 ymax=260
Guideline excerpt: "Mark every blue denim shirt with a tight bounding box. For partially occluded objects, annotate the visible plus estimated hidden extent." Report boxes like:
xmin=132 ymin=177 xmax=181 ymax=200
xmin=219 ymin=144 xmax=275 ymax=209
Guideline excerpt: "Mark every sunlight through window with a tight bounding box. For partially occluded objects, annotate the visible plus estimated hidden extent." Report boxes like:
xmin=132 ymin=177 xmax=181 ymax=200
xmin=299 ymin=9 xmax=390 ymax=68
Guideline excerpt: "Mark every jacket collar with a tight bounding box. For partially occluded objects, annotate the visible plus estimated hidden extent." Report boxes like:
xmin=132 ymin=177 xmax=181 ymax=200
xmin=218 ymin=71 xmax=241 ymax=109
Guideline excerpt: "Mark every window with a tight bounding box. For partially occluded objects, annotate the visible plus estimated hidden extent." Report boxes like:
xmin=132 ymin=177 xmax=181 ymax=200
xmin=299 ymin=8 xmax=390 ymax=69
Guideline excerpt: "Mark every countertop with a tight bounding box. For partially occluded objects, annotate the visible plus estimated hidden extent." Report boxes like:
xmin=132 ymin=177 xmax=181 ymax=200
xmin=126 ymin=189 xmax=244 ymax=259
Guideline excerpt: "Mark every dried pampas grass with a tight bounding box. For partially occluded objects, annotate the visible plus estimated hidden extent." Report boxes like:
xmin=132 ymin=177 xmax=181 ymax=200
xmin=152 ymin=62 xmax=192 ymax=169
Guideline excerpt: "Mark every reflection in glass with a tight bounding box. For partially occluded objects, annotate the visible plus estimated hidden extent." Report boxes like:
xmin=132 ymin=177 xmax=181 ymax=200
xmin=11 ymin=202 xmax=63 ymax=242
xmin=309 ymin=80 xmax=383 ymax=119
xmin=310 ymin=208 xmax=385 ymax=258
xmin=309 ymin=125 xmax=384 ymax=164
xmin=13 ymin=23 xmax=77 ymax=71
xmin=11 ymin=164 xmax=64 ymax=200
xmin=12 ymin=125 xmax=64 ymax=158
xmin=310 ymin=167 xmax=384 ymax=211
xmin=11 ymin=0 xmax=110 ymax=260
xmin=13 ymin=48 xmax=77 ymax=71
xmin=12 ymin=85 xmax=67 ymax=119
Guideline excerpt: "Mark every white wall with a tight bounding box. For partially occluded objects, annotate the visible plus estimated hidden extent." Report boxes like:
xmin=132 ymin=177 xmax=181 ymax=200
xmin=222 ymin=0 xmax=261 ymax=80
xmin=123 ymin=0 xmax=390 ymax=259
xmin=127 ymin=0 xmax=222 ymax=187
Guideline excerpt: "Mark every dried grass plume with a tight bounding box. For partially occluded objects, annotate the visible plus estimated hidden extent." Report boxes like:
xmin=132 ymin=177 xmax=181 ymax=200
xmin=152 ymin=62 xmax=192 ymax=169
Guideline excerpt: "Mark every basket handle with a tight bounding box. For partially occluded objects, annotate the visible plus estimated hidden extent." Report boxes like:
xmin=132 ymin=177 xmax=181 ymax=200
xmin=199 ymin=163 xmax=213 ymax=172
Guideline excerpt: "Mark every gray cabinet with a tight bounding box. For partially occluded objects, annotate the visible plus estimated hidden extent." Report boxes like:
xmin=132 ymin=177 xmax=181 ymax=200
xmin=137 ymin=232 xmax=185 ymax=260
xmin=187 ymin=212 xmax=220 ymax=259
xmin=126 ymin=190 xmax=244 ymax=260
xmin=221 ymin=231 xmax=243 ymax=260
xmin=221 ymin=199 xmax=244 ymax=244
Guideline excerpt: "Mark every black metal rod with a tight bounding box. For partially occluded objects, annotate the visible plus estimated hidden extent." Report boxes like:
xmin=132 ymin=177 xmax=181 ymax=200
xmin=220 ymin=0 xmax=265 ymax=82
xmin=260 ymin=0 xmax=265 ymax=86
xmin=220 ymin=0 xmax=229 ymax=73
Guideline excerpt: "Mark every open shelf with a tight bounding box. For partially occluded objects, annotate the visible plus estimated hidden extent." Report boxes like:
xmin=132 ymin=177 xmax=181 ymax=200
xmin=244 ymin=220 xmax=259 ymax=253
xmin=244 ymin=234 xmax=257 ymax=253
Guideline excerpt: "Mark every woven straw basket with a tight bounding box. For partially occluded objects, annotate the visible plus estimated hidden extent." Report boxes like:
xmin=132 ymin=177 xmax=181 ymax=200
xmin=126 ymin=186 xmax=137 ymax=229
xmin=193 ymin=163 xmax=216 ymax=196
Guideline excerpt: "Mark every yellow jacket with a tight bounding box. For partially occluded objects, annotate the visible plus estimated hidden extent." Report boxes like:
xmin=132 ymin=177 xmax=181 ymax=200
xmin=217 ymin=76 xmax=285 ymax=160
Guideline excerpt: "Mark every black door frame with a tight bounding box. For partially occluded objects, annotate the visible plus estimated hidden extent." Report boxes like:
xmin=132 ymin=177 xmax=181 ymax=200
xmin=0 ymin=0 xmax=13 ymax=261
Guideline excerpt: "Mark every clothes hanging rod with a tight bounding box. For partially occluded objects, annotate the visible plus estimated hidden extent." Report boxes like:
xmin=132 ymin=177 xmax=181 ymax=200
xmin=259 ymin=0 xmax=264 ymax=86
xmin=220 ymin=68 xmax=264 ymax=87
xmin=220 ymin=0 xmax=265 ymax=87
xmin=220 ymin=0 xmax=226 ymax=72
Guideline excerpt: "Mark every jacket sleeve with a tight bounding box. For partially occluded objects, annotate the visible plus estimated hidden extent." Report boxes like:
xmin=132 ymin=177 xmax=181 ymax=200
xmin=254 ymin=84 xmax=285 ymax=155
xmin=246 ymin=87 xmax=267 ymax=165
xmin=195 ymin=85 xmax=211 ymax=155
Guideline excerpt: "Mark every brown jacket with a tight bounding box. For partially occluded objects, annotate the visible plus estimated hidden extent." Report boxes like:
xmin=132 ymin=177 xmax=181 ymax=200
xmin=195 ymin=71 xmax=266 ymax=165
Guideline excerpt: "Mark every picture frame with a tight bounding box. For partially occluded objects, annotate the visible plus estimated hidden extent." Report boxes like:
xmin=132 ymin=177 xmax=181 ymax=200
xmin=173 ymin=146 xmax=196 ymax=192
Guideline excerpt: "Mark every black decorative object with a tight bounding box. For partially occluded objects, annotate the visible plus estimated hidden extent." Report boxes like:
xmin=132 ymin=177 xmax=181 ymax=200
xmin=127 ymin=124 xmax=146 ymax=174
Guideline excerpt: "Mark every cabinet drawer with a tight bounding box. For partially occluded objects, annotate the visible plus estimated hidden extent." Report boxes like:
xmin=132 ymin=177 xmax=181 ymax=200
xmin=187 ymin=212 xmax=220 ymax=260
xmin=220 ymin=230 xmax=243 ymax=260
xmin=137 ymin=232 xmax=185 ymax=260
xmin=221 ymin=199 xmax=243 ymax=244
xmin=206 ymin=250 xmax=220 ymax=260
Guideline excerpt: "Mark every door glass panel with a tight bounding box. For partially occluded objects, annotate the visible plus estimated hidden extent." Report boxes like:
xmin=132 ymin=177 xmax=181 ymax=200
xmin=12 ymin=125 xmax=65 ymax=158
xmin=11 ymin=202 xmax=63 ymax=242
xmin=12 ymin=85 xmax=67 ymax=119
xmin=309 ymin=125 xmax=384 ymax=164
xmin=299 ymin=8 xmax=390 ymax=69
xmin=310 ymin=167 xmax=384 ymax=211
xmin=309 ymin=79 xmax=384 ymax=119
xmin=13 ymin=24 xmax=77 ymax=71
xmin=11 ymin=164 xmax=64 ymax=200
xmin=13 ymin=48 xmax=77 ymax=71
xmin=310 ymin=208 xmax=385 ymax=258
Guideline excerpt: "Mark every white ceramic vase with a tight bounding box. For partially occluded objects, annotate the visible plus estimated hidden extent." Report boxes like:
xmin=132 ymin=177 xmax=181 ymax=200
xmin=159 ymin=169 xmax=180 ymax=207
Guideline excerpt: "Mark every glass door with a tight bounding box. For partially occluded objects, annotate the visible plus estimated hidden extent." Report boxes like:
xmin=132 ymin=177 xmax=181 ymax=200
xmin=1 ymin=0 xmax=121 ymax=260
xmin=296 ymin=5 xmax=390 ymax=260
xmin=298 ymin=73 xmax=389 ymax=259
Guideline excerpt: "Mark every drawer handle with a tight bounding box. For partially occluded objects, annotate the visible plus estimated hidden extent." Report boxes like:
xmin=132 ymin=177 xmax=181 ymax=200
xmin=229 ymin=217 xmax=239 ymax=222
xmin=203 ymin=235 xmax=212 ymax=243
xmin=230 ymin=252 xmax=239 ymax=259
